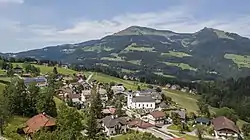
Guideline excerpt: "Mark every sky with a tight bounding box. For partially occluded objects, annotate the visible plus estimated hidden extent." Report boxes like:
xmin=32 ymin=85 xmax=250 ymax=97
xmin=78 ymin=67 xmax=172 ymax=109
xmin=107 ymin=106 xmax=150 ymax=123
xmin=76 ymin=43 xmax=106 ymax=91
xmin=1 ymin=0 xmax=250 ymax=53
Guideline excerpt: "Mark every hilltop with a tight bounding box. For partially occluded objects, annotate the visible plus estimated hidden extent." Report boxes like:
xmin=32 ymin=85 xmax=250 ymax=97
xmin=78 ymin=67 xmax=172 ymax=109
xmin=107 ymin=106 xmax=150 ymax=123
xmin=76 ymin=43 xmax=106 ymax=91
xmin=4 ymin=26 xmax=250 ymax=81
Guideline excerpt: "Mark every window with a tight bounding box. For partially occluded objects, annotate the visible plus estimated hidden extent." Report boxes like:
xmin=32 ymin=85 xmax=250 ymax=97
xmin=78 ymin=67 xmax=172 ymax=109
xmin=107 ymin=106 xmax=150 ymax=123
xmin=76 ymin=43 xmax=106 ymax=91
xmin=138 ymin=104 xmax=140 ymax=107
xmin=143 ymin=104 xmax=144 ymax=107
xmin=150 ymin=104 xmax=152 ymax=107
xmin=146 ymin=104 xmax=148 ymax=107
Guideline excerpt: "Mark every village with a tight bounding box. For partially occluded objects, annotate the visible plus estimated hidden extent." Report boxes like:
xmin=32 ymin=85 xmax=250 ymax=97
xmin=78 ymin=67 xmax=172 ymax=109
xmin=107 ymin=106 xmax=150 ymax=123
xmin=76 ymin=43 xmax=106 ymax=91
xmin=4 ymin=63 xmax=243 ymax=140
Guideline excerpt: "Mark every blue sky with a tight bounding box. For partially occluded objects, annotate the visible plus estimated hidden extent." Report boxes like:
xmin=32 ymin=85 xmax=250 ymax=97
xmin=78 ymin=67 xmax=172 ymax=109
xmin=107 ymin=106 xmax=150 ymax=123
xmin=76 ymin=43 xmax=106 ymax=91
xmin=1 ymin=0 xmax=250 ymax=52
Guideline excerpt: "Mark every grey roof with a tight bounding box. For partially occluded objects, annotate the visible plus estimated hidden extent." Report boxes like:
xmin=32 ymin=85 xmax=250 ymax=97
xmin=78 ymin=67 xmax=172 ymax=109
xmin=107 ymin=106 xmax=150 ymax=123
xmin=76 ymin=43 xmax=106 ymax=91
xmin=101 ymin=116 xmax=127 ymax=128
xmin=172 ymin=110 xmax=186 ymax=119
xmin=132 ymin=96 xmax=155 ymax=102
xmin=24 ymin=76 xmax=47 ymax=84
xmin=195 ymin=117 xmax=210 ymax=123
xmin=159 ymin=102 xmax=169 ymax=108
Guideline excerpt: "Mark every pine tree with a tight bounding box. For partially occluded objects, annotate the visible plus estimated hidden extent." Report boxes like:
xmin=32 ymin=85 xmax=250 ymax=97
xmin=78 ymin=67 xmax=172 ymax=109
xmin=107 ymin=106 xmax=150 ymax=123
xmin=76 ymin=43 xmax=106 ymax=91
xmin=36 ymin=87 xmax=57 ymax=117
xmin=53 ymin=67 xmax=58 ymax=75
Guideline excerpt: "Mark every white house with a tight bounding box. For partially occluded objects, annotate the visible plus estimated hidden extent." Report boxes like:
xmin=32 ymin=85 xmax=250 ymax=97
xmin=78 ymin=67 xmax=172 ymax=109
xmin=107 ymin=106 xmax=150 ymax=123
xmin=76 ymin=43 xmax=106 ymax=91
xmin=146 ymin=111 xmax=166 ymax=126
xmin=99 ymin=115 xmax=127 ymax=136
xmin=127 ymin=92 xmax=155 ymax=109
xmin=111 ymin=85 xmax=125 ymax=94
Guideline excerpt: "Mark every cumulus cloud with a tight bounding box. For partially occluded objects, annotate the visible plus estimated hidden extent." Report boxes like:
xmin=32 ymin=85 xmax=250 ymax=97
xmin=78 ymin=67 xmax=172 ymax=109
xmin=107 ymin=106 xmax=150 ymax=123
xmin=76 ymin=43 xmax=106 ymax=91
xmin=0 ymin=0 xmax=24 ymax=4
xmin=1 ymin=7 xmax=250 ymax=52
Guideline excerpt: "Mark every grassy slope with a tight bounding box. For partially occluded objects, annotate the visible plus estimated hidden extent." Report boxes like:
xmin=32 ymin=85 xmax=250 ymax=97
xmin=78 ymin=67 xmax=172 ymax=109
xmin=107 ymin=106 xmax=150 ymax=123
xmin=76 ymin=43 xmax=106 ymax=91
xmin=13 ymin=63 xmax=78 ymax=75
xmin=91 ymin=72 xmax=147 ymax=90
xmin=161 ymin=51 xmax=192 ymax=58
xmin=224 ymin=53 xmax=250 ymax=68
xmin=163 ymin=62 xmax=197 ymax=71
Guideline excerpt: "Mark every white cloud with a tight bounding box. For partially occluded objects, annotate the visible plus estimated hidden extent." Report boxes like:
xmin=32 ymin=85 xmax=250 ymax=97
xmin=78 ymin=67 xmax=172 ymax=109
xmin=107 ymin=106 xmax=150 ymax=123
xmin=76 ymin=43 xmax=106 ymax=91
xmin=1 ymin=7 xmax=250 ymax=52
xmin=0 ymin=0 xmax=24 ymax=4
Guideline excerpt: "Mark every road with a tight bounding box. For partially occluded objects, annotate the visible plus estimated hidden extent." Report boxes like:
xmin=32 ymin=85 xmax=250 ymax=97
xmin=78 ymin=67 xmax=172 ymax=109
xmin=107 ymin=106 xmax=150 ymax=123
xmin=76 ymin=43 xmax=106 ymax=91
xmin=131 ymin=127 xmax=173 ymax=140
xmin=86 ymin=73 xmax=93 ymax=83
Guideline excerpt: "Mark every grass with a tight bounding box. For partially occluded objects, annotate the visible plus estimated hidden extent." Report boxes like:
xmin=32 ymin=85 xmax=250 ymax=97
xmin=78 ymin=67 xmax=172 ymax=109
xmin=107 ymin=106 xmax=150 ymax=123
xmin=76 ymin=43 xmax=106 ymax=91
xmin=0 ymin=77 xmax=12 ymax=82
xmin=121 ymin=68 xmax=135 ymax=73
xmin=123 ymin=43 xmax=155 ymax=52
xmin=168 ymin=124 xmax=180 ymax=131
xmin=164 ymin=89 xmax=199 ymax=113
xmin=82 ymin=45 xmax=114 ymax=53
xmin=213 ymin=29 xmax=234 ymax=40
xmin=161 ymin=51 xmax=192 ymax=58
xmin=163 ymin=62 xmax=197 ymax=71
xmin=3 ymin=116 xmax=28 ymax=140
xmin=0 ymin=69 xmax=6 ymax=75
xmin=171 ymin=132 xmax=199 ymax=140
xmin=127 ymin=60 xmax=142 ymax=65
xmin=91 ymin=72 xmax=147 ymax=90
xmin=13 ymin=63 xmax=78 ymax=75
xmin=101 ymin=53 xmax=125 ymax=62
xmin=0 ymin=83 xmax=6 ymax=93
xmin=224 ymin=53 xmax=250 ymax=68
xmin=154 ymin=72 xmax=175 ymax=78
xmin=96 ymin=63 xmax=109 ymax=67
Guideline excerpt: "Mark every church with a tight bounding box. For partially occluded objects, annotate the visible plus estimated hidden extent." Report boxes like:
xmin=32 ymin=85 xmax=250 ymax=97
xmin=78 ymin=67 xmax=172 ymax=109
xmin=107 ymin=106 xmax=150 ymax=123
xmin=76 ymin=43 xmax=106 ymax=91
xmin=127 ymin=91 xmax=156 ymax=109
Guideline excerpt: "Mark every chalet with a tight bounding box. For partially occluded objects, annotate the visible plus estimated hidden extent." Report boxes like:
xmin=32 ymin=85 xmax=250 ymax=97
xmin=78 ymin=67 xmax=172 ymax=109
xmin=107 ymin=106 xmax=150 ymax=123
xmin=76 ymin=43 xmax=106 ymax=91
xmin=23 ymin=113 xmax=56 ymax=136
xmin=211 ymin=116 xmax=240 ymax=139
xmin=146 ymin=111 xmax=166 ymax=126
xmin=128 ymin=118 xmax=154 ymax=129
xmin=99 ymin=115 xmax=127 ymax=136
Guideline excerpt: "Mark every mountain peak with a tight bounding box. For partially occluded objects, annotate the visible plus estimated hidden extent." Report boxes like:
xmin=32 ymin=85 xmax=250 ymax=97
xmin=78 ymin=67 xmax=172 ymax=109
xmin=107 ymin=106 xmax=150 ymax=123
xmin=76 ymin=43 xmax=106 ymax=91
xmin=113 ymin=26 xmax=176 ymax=37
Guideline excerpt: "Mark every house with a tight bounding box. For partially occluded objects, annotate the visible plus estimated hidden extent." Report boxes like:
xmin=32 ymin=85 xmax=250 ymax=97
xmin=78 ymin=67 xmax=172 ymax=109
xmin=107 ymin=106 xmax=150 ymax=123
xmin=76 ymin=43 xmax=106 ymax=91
xmin=23 ymin=113 xmax=56 ymax=135
xmin=99 ymin=115 xmax=127 ymax=136
xmin=171 ymin=110 xmax=186 ymax=121
xmin=102 ymin=107 xmax=116 ymax=116
xmin=147 ymin=111 xmax=166 ymax=126
xmin=127 ymin=92 xmax=156 ymax=109
xmin=111 ymin=85 xmax=125 ymax=94
xmin=23 ymin=76 xmax=47 ymax=87
xmin=13 ymin=67 xmax=23 ymax=74
xmin=211 ymin=116 xmax=240 ymax=138
xmin=65 ymin=93 xmax=82 ymax=104
xmin=128 ymin=118 xmax=154 ymax=129
xmin=158 ymin=102 xmax=169 ymax=111
xmin=195 ymin=117 xmax=210 ymax=125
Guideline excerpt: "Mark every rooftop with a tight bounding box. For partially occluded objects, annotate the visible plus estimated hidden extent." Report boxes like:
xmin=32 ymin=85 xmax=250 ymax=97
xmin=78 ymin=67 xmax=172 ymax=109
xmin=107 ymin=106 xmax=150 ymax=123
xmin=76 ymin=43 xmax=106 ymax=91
xmin=149 ymin=111 xmax=166 ymax=118
xmin=132 ymin=96 xmax=155 ymax=103
xmin=23 ymin=113 xmax=56 ymax=134
xmin=101 ymin=116 xmax=127 ymax=128
xmin=212 ymin=116 xmax=239 ymax=134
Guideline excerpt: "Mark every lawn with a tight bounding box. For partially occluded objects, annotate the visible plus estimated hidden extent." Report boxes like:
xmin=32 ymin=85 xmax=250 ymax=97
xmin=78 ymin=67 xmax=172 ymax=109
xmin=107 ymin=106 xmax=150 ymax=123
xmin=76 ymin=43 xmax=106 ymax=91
xmin=91 ymin=72 xmax=147 ymax=90
xmin=171 ymin=132 xmax=199 ymax=140
xmin=163 ymin=62 xmax=197 ymax=71
xmin=161 ymin=51 xmax=192 ymax=58
xmin=164 ymin=89 xmax=199 ymax=113
xmin=224 ymin=53 xmax=250 ymax=68
xmin=13 ymin=63 xmax=78 ymax=75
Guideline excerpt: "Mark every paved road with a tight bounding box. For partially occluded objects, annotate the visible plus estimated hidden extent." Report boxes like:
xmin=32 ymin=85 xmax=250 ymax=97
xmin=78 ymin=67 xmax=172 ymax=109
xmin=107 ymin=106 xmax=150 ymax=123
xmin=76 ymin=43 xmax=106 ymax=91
xmin=147 ymin=127 xmax=173 ymax=140
xmin=86 ymin=73 xmax=93 ymax=83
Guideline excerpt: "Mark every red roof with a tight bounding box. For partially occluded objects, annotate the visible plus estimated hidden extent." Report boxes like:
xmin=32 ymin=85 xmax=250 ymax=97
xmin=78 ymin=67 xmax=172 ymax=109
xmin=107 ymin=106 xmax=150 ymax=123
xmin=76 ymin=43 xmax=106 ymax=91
xmin=149 ymin=110 xmax=165 ymax=118
xmin=23 ymin=113 xmax=56 ymax=134
xmin=128 ymin=119 xmax=154 ymax=129
xmin=211 ymin=116 xmax=239 ymax=134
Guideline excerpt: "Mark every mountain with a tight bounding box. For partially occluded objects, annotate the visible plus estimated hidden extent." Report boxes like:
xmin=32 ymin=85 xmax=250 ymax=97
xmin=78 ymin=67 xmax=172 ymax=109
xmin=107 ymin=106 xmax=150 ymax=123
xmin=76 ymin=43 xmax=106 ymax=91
xmin=6 ymin=26 xmax=250 ymax=80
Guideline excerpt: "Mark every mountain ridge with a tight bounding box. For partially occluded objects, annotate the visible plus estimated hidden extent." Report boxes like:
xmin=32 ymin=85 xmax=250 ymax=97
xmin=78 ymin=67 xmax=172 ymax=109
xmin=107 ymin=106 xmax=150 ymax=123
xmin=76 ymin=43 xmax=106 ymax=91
xmin=3 ymin=26 xmax=250 ymax=81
